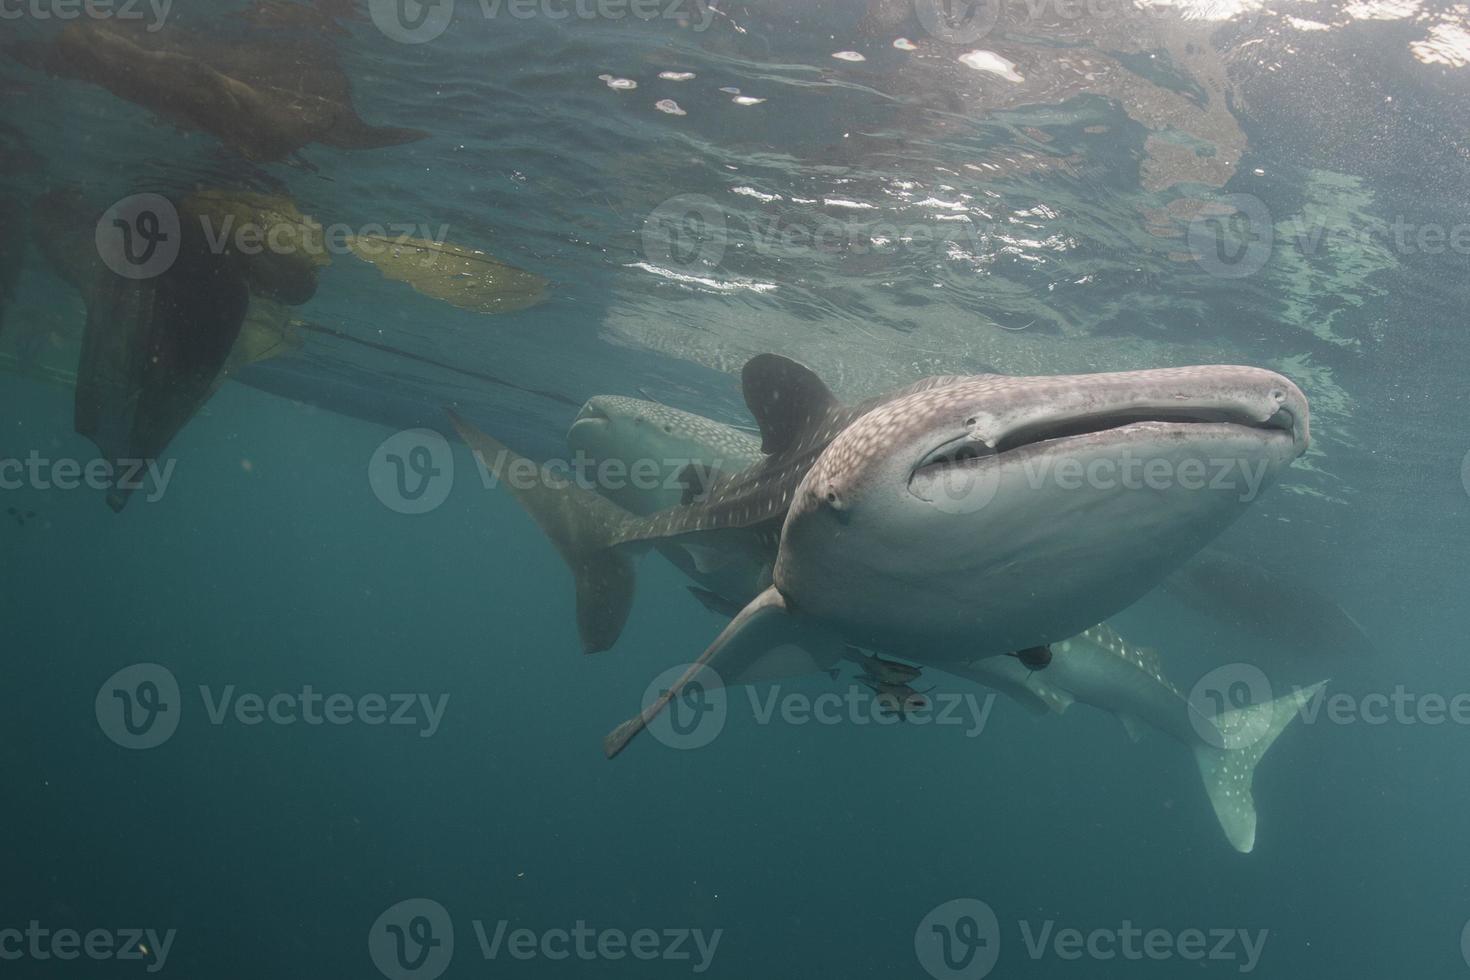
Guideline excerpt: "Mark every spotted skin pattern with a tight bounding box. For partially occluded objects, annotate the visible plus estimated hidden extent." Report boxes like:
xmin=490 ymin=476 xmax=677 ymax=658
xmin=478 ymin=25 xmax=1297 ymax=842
xmin=604 ymin=375 xmax=965 ymax=545
xmin=574 ymin=396 xmax=764 ymax=468
xmin=796 ymin=365 xmax=1308 ymax=522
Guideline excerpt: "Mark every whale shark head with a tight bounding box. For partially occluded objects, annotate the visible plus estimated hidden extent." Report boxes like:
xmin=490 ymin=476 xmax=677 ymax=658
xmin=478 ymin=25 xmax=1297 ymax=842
xmin=565 ymin=395 xmax=763 ymax=515
xmin=777 ymin=366 xmax=1310 ymax=655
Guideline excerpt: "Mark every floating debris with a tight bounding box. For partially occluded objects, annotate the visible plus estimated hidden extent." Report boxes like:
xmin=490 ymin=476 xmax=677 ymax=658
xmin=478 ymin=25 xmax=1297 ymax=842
xmin=719 ymin=86 xmax=741 ymax=94
xmin=654 ymin=99 xmax=686 ymax=116
xmin=893 ymin=37 xmax=918 ymax=51
xmin=179 ymin=190 xmax=329 ymax=306
xmin=34 ymin=189 xmax=250 ymax=512
xmin=958 ymin=50 xmax=1025 ymax=83
xmin=345 ymin=236 xmax=547 ymax=315
xmin=832 ymin=51 xmax=865 ymax=62
xmin=7 ymin=20 xmax=425 ymax=162
xmin=732 ymin=95 xmax=765 ymax=106
xmin=223 ymin=299 xmax=303 ymax=377
xmin=658 ymin=71 xmax=695 ymax=81
xmin=598 ymin=74 xmax=637 ymax=90
xmin=732 ymin=186 xmax=780 ymax=202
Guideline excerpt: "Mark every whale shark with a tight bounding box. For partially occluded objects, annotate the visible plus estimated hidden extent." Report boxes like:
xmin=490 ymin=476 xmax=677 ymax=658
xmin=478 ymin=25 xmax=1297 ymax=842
xmin=458 ymin=376 xmax=1323 ymax=852
xmin=1035 ymin=624 xmax=1323 ymax=853
xmin=601 ymin=362 xmax=1307 ymax=739
xmin=450 ymin=355 xmax=1309 ymax=655
xmin=544 ymin=386 xmax=1324 ymax=852
xmin=563 ymin=395 xmax=770 ymax=604
xmin=565 ymin=395 xmax=763 ymax=516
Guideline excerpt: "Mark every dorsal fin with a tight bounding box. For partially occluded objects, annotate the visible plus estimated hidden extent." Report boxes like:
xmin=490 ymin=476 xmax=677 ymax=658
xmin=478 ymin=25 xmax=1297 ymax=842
xmin=741 ymin=354 xmax=841 ymax=455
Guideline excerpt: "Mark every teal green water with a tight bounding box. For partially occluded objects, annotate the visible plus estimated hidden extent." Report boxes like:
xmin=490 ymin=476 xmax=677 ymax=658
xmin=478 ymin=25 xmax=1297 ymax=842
xmin=3 ymin=1 xmax=1470 ymax=977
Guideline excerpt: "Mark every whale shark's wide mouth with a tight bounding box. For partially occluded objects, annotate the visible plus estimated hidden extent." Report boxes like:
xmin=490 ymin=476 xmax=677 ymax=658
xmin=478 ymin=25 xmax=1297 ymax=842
xmin=567 ymin=402 xmax=613 ymax=444
xmin=574 ymin=402 xmax=611 ymax=425
xmin=910 ymin=406 xmax=1299 ymax=483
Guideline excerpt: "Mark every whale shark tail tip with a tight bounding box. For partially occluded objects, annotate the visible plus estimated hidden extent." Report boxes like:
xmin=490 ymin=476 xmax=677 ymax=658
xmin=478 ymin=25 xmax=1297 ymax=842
xmin=1193 ymin=681 xmax=1326 ymax=853
xmin=446 ymin=407 xmax=637 ymax=653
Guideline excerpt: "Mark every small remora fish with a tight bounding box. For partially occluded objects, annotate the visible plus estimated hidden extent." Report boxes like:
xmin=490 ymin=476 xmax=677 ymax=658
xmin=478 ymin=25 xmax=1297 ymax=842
xmin=845 ymin=648 xmax=922 ymax=686
xmin=855 ymin=676 xmax=930 ymax=719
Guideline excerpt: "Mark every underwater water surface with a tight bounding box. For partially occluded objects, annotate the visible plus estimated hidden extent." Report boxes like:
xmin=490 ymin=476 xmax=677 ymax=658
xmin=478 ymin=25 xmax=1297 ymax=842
xmin=2 ymin=1 xmax=1470 ymax=978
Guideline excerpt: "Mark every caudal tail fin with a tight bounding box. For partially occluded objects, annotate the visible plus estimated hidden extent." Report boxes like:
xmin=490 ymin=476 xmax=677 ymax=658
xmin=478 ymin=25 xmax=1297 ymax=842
xmin=446 ymin=408 xmax=637 ymax=653
xmin=1192 ymin=681 xmax=1326 ymax=853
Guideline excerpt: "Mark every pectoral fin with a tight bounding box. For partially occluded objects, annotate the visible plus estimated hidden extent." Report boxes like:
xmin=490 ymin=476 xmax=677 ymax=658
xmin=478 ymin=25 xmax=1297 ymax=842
xmin=603 ymin=586 xmax=843 ymax=758
xmin=1118 ymin=712 xmax=1148 ymax=743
